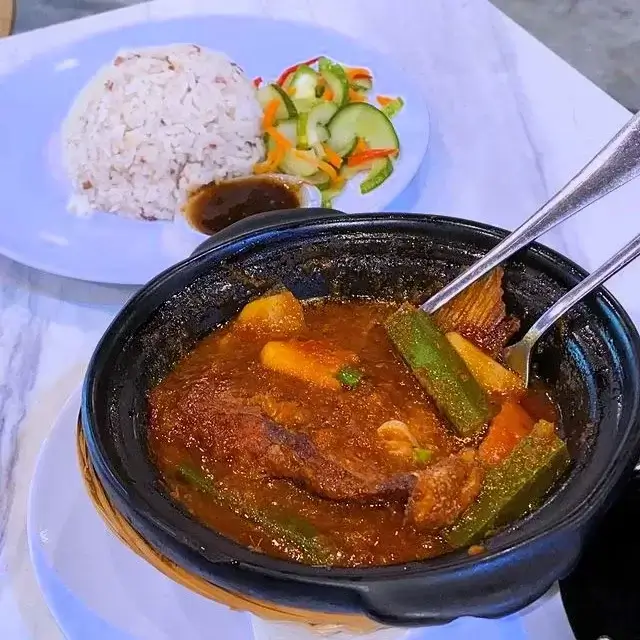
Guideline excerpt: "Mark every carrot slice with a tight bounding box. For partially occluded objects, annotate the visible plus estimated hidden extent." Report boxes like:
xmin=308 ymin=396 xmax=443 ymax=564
xmin=352 ymin=138 xmax=368 ymax=155
xmin=347 ymin=148 xmax=398 ymax=167
xmin=317 ymin=160 xmax=339 ymax=182
xmin=254 ymin=149 xmax=278 ymax=174
xmin=254 ymin=143 xmax=286 ymax=174
xmin=346 ymin=67 xmax=372 ymax=80
xmin=322 ymin=144 xmax=343 ymax=168
xmin=376 ymin=95 xmax=395 ymax=107
xmin=262 ymin=98 xmax=280 ymax=130
xmin=478 ymin=401 xmax=535 ymax=466
xmin=324 ymin=86 xmax=334 ymax=102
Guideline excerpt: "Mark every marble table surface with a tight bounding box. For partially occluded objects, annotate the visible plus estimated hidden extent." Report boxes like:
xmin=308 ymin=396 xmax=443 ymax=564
xmin=2 ymin=0 xmax=640 ymax=638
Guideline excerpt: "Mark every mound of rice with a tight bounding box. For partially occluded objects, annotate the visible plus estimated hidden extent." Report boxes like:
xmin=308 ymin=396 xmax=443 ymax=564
xmin=61 ymin=43 xmax=265 ymax=221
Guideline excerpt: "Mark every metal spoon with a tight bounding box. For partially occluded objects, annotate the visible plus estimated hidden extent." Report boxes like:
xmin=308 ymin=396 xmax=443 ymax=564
xmin=504 ymin=233 xmax=640 ymax=386
xmin=420 ymin=110 xmax=640 ymax=315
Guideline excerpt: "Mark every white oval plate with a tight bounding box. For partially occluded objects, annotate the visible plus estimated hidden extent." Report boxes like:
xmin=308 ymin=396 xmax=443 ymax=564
xmin=27 ymin=387 xmax=577 ymax=639
xmin=0 ymin=15 xmax=430 ymax=285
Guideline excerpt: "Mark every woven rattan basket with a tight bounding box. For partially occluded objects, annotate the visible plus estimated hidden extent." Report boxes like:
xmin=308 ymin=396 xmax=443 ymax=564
xmin=76 ymin=419 xmax=394 ymax=637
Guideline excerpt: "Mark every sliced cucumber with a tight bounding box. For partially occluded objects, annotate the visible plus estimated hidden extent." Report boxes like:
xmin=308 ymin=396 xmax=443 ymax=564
xmin=341 ymin=138 xmax=359 ymax=158
xmin=318 ymin=57 xmax=334 ymax=74
xmin=275 ymin=119 xmax=298 ymax=145
xmin=382 ymin=97 xmax=405 ymax=120
xmin=257 ymin=83 xmax=297 ymax=121
xmin=289 ymin=65 xmax=321 ymax=101
xmin=279 ymin=149 xmax=318 ymax=178
xmin=327 ymin=103 xmax=400 ymax=156
xmin=318 ymin=59 xmax=349 ymax=107
xmin=293 ymin=97 xmax=321 ymax=114
xmin=308 ymin=101 xmax=338 ymax=125
xmin=304 ymin=170 xmax=332 ymax=188
xmin=303 ymin=102 xmax=338 ymax=147
xmin=360 ymin=158 xmax=394 ymax=194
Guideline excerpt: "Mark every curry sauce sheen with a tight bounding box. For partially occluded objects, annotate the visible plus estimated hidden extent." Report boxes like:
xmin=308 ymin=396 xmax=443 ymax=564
xmin=148 ymin=298 xmax=562 ymax=567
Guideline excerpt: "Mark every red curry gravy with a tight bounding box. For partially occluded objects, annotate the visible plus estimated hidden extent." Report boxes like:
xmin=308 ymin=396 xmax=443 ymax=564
xmin=148 ymin=297 xmax=559 ymax=567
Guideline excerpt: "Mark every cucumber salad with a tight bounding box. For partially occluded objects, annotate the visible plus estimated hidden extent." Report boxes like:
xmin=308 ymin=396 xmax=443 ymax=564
xmin=253 ymin=56 xmax=404 ymax=206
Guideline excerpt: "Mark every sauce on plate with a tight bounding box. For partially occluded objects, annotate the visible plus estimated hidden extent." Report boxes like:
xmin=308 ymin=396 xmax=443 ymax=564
xmin=184 ymin=177 xmax=300 ymax=235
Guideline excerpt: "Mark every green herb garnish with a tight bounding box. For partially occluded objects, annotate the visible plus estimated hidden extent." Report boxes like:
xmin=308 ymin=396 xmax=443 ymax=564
xmin=336 ymin=366 xmax=364 ymax=389
xmin=413 ymin=448 xmax=433 ymax=465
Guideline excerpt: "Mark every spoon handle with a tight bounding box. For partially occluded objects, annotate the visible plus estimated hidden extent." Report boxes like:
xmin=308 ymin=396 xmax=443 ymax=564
xmin=520 ymin=233 xmax=640 ymax=348
xmin=421 ymin=110 xmax=640 ymax=313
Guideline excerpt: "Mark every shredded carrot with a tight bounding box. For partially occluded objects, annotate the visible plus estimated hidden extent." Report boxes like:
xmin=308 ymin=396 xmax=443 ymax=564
xmin=346 ymin=67 xmax=372 ymax=80
xmin=262 ymin=99 xmax=280 ymax=130
xmin=254 ymin=148 xmax=280 ymax=174
xmin=317 ymin=160 xmax=339 ymax=182
xmin=322 ymin=144 xmax=343 ymax=168
xmin=324 ymin=86 xmax=334 ymax=101
xmin=376 ymin=95 xmax=395 ymax=106
xmin=286 ymin=86 xmax=296 ymax=96
xmin=347 ymin=148 xmax=398 ymax=166
xmin=266 ymin=126 xmax=293 ymax=149
xmin=348 ymin=88 xmax=366 ymax=103
xmin=253 ymin=76 xmax=263 ymax=88
xmin=352 ymin=138 xmax=368 ymax=155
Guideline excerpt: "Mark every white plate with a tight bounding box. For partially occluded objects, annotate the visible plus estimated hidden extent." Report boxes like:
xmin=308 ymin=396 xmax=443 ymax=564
xmin=0 ymin=15 xmax=429 ymax=286
xmin=27 ymin=387 xmax=577 ymax=640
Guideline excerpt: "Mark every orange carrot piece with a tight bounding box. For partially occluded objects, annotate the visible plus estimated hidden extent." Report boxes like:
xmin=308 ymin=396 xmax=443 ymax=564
xmin=324 ymin=86 xmax=334 ymax=101
xmin=317 ymin=160 xmax=339 ymax=181
xmin=346 ymin=67 xmax=373 ymax=79
xmin=322 ymin=144 xmax=343 ymax=168
xmin=254 ymin=143 xmax=286 ymax=174
xmin=376 ymin=95 xmax=395 ymax=106
xmin=266 ymin=126 xmax=293 ymax=149
xmin=254 ymin=149 xmax=278 ymax=174
xmin=478 ymin=401 xmax=535 ymax=466
xmin=286 ymin=86 xmax=296 ymax=96
xmin=262 ymin=98 xmax=280 ymax=130
xmin=347 ymin=148 xmax=398 ymax=167
xmin=352 ymin=138 xmax=368 ymax=155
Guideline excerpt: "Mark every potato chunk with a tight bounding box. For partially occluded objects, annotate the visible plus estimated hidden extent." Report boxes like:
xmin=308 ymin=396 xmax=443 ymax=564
xmin=237 ymin=291 xmax=305 ymax=337
xmin=260 ymin=339 xmax=359 ymax=390
xmin=446 ymin=331 xmax=524 ymax=396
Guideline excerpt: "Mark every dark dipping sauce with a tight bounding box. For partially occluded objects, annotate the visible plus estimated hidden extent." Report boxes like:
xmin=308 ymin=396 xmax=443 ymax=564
xmin=184 ymin=177 xmax=300 ymax=235
xmin=147 ymin=296 xmax=564 ymax=568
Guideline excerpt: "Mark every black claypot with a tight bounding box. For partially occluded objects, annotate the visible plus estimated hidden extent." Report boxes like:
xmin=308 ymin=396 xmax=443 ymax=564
xmin=81 ymin=209 xmax=640 ymax=627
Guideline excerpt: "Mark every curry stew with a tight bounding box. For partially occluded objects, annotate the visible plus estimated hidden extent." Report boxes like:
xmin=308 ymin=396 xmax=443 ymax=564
xmin=148 ymin=270 xmax=570 ymax=567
